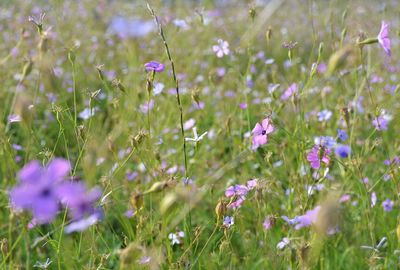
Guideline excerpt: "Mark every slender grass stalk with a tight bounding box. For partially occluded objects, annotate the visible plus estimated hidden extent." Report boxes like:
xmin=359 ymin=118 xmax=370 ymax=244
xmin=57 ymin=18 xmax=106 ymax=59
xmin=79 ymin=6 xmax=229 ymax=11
xmin=147 ymin=3 xmax=188 ymax=179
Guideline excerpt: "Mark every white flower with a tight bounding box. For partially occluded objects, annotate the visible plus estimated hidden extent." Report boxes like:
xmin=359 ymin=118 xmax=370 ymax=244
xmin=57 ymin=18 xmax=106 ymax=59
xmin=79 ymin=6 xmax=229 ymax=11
xmin=212 ymin=39 xmax=230 ymax=58
xmin=277 ymin=237 xmax=290 ymax=250
xmin=185 ymin=127 xmax=208 ymax=143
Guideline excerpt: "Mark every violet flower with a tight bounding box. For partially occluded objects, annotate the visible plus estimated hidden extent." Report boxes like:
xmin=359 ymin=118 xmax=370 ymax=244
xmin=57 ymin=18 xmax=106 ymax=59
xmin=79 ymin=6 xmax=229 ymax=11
xmin=144 ymin=61 xmax=165 ymax=72
xmin=280 ymin=83 xmax=297 ymax=101
xmin=377 ymin=21 xmax=391 ymax=56
xmin=9 ymin=159 xmax=71 ymax=224
xmin=56 ymin=182 xmax=102 ymax=220
xmin=307 ymin=145 xmax=331 ymax=170
xmin=252 ymin=117 xmax=275 ymax=150
xmin=335 ymin=144 xmax=351 ymax=158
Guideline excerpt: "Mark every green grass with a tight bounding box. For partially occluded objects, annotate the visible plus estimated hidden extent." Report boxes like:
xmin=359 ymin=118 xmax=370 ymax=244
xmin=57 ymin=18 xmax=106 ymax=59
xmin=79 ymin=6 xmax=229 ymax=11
xmin=0 ymin=0 xmax=399 ymax=269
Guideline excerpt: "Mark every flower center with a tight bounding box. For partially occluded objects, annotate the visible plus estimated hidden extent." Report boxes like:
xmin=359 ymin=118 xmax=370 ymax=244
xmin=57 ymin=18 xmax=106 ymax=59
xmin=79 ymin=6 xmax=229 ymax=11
xmin=40 ymin=188 xmax=51 ymax=197
xmin=261 ymin=130 xmax=267 ymax=135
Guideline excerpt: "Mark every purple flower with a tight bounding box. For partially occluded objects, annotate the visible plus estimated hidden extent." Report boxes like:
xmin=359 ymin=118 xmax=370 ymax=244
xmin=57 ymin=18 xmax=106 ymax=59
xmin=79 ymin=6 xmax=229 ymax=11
xmin=263 ymin=217 xmax=273 ymax=230
xmin=307 ymin=145 xmax=331 ymax=170
xmin=337 ymin=129 xmax=348 ymax=141
xmin=382 ymin=199 xmax=393 ymax=212
xmin=225 ymin=184 xmax=248 ymax=198
xmin=56 ymin=182 xmax=102 ymax=220
xmin=317 ymin=109 xmax=332 ymax=122
xmin=8 ymin=114 xmax=22 ymax=123
xmin=335 ymin=144 xmax=351 ymax=158
xmin=372 ymin=116 xmax=388 ymax=131
xmin=228 ymin=197 xmax=245 ymax=209
xmin=144 ymin=61 xmax=165 ymax=72
xmin=377 ymin=21 xmax=391 ymax=56
xmin=251 ymin=117 xmax=275 ymax=150
xmin=212 ymin=39 xmax=230 ymax=58
xmin=64 ymin=212 xmax=102 ymax=234
xmin=247 ymin=179 xmax=258 ymax=190
xmin=9 ymin=159 xmax=71 ymax=224
xmin=222 ymin=216 xmax=234 ymax=228
xmin=280 ymin=83 xmax=297 ymax=100
xmin=294 ymin=206 xmax=321 ymax=230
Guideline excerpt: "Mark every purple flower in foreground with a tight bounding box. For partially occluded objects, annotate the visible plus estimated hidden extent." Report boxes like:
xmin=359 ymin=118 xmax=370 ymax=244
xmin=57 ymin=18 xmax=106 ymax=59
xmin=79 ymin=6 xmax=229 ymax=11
xmin=377 ymin=21 xmax=391 ymax=56
xmin=307 ymin=145 xmax=331 ymax=170
xmin=9 ymin=159 xmax=71 ymax=224
xmin=382 ymin=199 xmax=393 ymax=212
xmin=144 ymin=61 xmax=165 ymax=72
xmin=57 ymin=182 xmax=102 ymax=220
xmin=251 ymin=117 xmax=275 ymax=150
xmin=335 ymin=144 xmax=351 ymax=158
xmin=280 ymin=83 xmax=297 ymax=100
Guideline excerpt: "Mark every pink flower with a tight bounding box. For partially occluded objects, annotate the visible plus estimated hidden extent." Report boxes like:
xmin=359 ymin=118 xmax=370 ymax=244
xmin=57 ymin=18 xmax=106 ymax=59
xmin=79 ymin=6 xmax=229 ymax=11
xmin=377 ymin=21 xmax=391 ymax=56
xmin=252 ymin=117 xmax=274 ymax=150
xmin=280 ymin=83 xmax=297 ymax=101
xmin=307 ymin=145 xmax=331 ymax=170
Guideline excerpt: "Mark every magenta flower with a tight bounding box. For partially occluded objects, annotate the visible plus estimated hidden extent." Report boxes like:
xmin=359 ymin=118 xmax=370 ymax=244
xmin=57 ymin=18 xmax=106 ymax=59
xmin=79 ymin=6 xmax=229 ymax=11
xmin=307 ymin=145 xmax=331 ymax=170
xmin=280 ymin=83 xmax=297 ymax=100
xmin=9 ymin=159 xmax=71 ymax=224
xmin=377 ymin=21 xmax=391 ymax=56
xmin=252 ymin=117 xmax=275 ymax=150
xmin=144 ymin=61 xmax=165 ymax=72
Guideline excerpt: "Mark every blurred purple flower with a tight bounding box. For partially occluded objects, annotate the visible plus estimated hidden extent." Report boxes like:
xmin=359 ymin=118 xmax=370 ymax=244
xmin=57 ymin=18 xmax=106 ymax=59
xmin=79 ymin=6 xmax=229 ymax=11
xmin=335 ymin=144 xmax=351 ymax=158
xmin=317 ymin=109 xmax=332 ymax=122
xmin=372 ymin=116 xmax=388 ymax=131
xmin=377 ymin=21 xmax=391 ymax=56
xmin=56 ymin=182 xmax=102 ymax=220
xmin=382 ymin=199 xmax=393 ymax=212
xmin=337 ymin=129 xmax=348 ymax=141
xmin=64 ymin=212 xmax=102 ymax=234
xmin=294 ymin=206 xmax=320 ymax=230
xmin=144 ymin=61 xmax=165 ymax=72
xmin=307 ymin=145 xmax=331 ymax=170
xmin=225 ymin=184 xmax=248 ymax=198
xmin=9 ymin=158 xmax=71 ymax=224
xmin=280 ymin=83 xmax=297 ymax=100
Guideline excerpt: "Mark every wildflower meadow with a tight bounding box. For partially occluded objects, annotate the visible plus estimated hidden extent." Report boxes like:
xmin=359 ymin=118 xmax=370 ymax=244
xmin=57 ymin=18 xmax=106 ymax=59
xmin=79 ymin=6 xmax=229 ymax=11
xmin=1 ymin=0 xmax=400 ymax=269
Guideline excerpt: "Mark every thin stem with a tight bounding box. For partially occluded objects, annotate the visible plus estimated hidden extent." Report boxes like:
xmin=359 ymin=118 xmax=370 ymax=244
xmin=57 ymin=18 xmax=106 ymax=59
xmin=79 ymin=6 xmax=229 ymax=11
xmin=147 ymin=3 xmax=188 ymax=178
